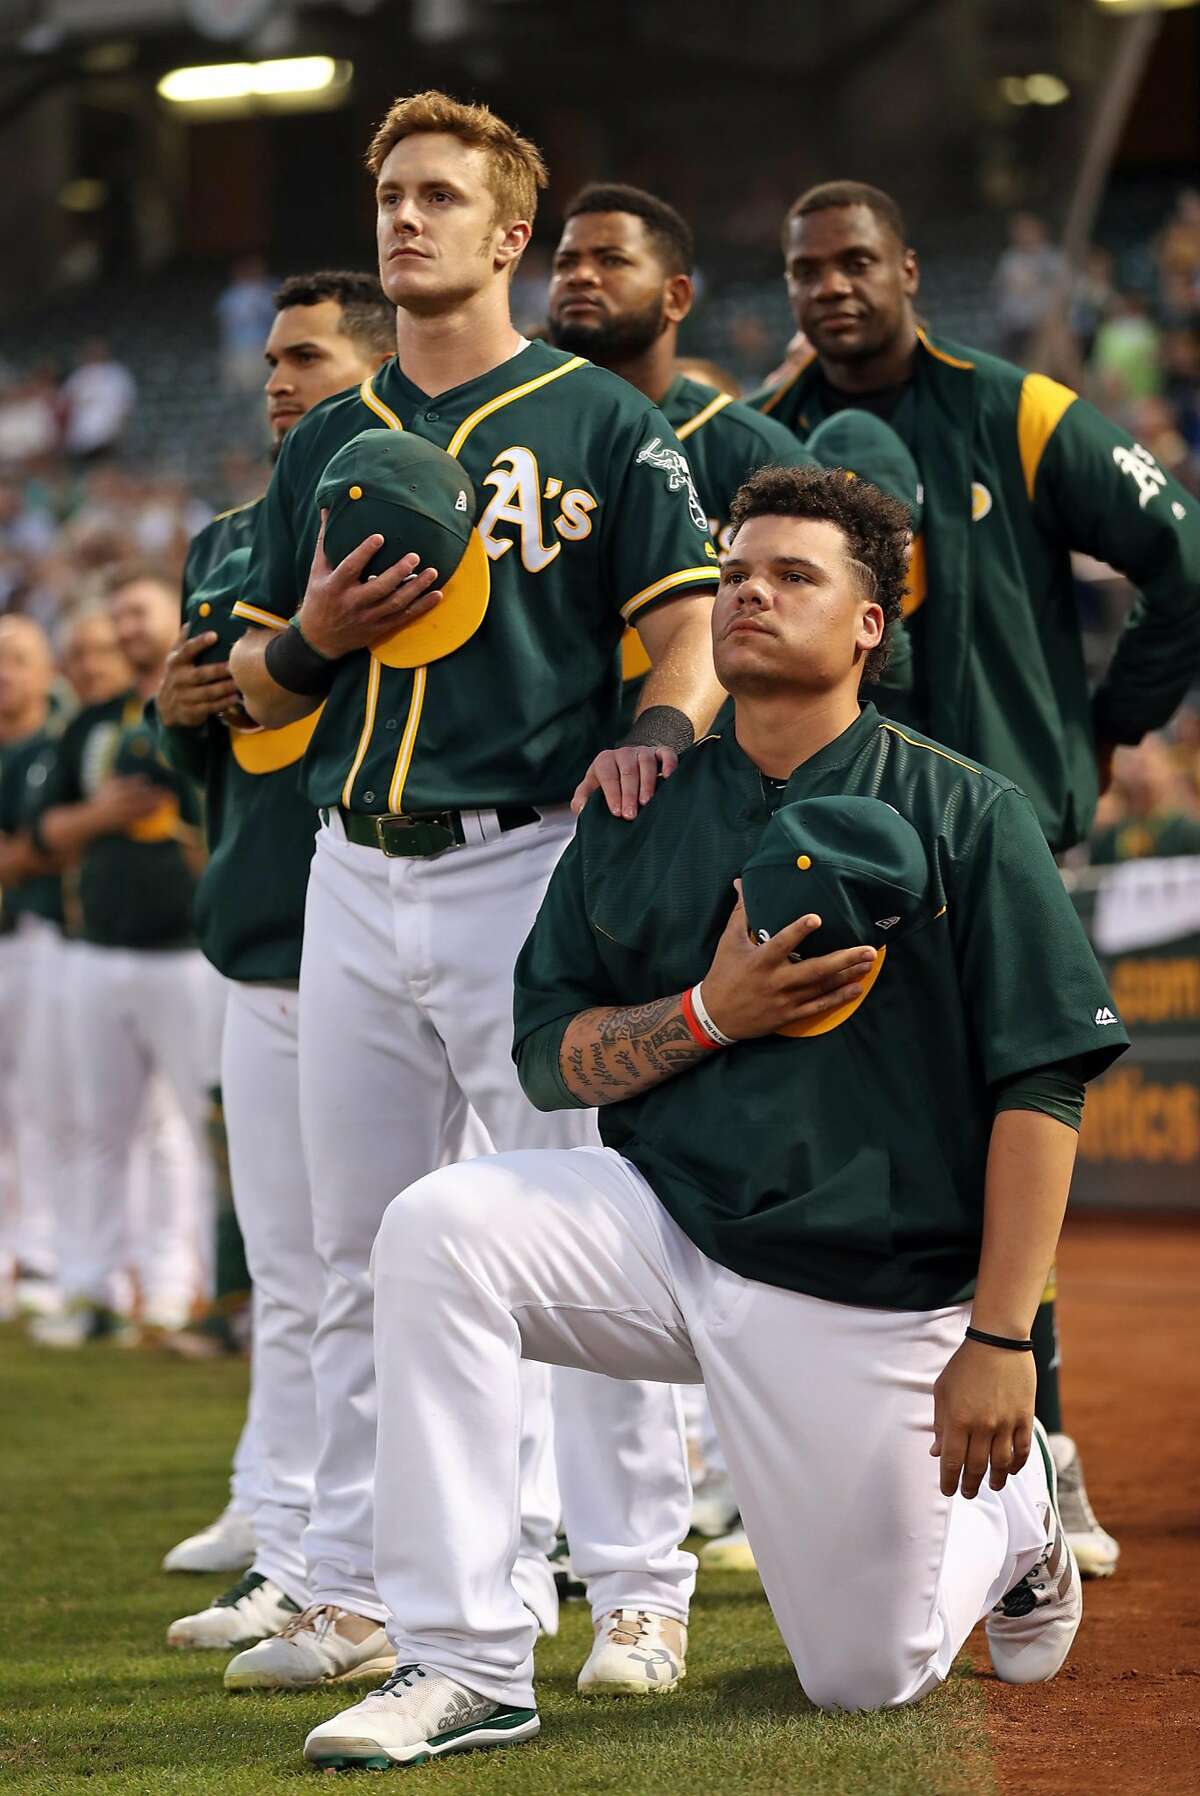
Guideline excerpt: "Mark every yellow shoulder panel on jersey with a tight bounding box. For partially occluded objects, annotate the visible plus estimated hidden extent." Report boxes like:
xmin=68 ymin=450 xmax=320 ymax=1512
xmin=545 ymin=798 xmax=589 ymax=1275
xmin=675 ymin=392 xmax=735 ymax=441
xmin=1017 ymin=373 xmax=1078 ymax=500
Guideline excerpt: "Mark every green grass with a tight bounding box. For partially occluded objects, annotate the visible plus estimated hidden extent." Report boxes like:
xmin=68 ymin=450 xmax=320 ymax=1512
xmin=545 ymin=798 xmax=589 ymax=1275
xmin=0 ymin=1327 xmax=997 ymax=1795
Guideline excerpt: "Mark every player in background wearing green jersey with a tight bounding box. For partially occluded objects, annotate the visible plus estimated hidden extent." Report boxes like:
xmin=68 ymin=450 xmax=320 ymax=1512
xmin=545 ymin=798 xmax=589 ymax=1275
xmin=158 ymin=274 xmax=408 ymax=1642
xmin=546 ymin=181 xmax=816 ymax=732
xmin=225 ymin=92 xmax=722 ymax=1702
xmin=303 ymin=465 xmax=1125 ymax=1770
xmin=750 ymin=180 xmax=1200 ymax=1581
xmin=0 ymin=618 xmax=63 ymax=1317
xmin=27 ymin=570 xmax=221 ymax=1348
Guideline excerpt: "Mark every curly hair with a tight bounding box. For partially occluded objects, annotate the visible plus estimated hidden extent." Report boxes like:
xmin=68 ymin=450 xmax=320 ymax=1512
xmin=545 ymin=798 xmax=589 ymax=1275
xmin=727 ymin=464 xmax=910 ymax=682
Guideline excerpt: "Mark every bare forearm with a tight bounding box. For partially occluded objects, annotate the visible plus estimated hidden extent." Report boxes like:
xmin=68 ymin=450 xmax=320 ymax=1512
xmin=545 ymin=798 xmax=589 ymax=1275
xmin=39 ymin=802 xmax=112 ymax=857
xmin=634 ymin=600 xmax=724 ymax=739
xmin=229 ymin=629 xmax=321 ymax=729
xmin=559 ymin=996 xmax=710 ymax=1105
xmin=0 ymin=833 xmax=57 ymax=884
xmin=972 ymin=1108 xmax=1079 ymax=1338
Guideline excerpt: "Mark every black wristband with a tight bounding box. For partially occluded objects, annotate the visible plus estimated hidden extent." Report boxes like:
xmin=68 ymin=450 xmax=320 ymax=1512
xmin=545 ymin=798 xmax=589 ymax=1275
xmin=621 ymin=704 xmax=695 ymax=758
xmin=264 ymin=617 xmax=339 ymax=697
xmin=964 ymin=1325 xmax=1035 ymax=1352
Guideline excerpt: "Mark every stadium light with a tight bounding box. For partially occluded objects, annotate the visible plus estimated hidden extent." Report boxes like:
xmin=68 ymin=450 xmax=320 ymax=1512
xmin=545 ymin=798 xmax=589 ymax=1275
xmin=998 ymin=73 xmax=1071 ymax=106
xmin=1093 ymin=1 xmax=1199 ymax=13
xmin=157 ymin=56 xmax=351 ymax=110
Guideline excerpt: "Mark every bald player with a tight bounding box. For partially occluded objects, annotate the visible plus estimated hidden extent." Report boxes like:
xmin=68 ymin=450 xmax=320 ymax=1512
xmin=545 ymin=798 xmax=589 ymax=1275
xmin=0 ymin=616 xmax=62 ymax=1309
xmin=303 ymin=463 xmax=1127 ymax=1770
xmin=157 ymin=272 xmax=404 ymax=1656
xmin=29 ymin=571 xmax=219 ymax=1346
xmin=750 ymin=179 xmax=1200 ymax=1575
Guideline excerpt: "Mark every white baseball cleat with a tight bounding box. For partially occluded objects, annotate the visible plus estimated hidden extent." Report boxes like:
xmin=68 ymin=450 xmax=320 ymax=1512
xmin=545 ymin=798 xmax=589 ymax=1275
xmin=576 ymin=1609 xmax=687 ymax=1696
xmin=698 ymin=1524 xmax=758 ymax=1573
xmin=223 ymin=1603 xmax=394 ymax=1690
xmin=162 ymin=1503 xmax=256 ymax=1575
xmin=303 ymin=1663 xmax=540 ymax=1770
xmin=28 ymin=1301 xmax=136 ymax=1349
xmin=690 ymin=1470 xmax=741 ymax=1539
xmin=1048 ymin=1432 xmax=1120 ymax=1579
xmin=986 ymin=1421 xmax=1083 ymax=1685
xmin=167 ymin=1571 xmax=300 ymax=1650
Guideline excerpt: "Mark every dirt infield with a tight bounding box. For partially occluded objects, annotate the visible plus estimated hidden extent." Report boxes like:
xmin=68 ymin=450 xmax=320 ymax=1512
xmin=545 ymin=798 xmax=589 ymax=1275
xmin=973 ymin=1214 xmax=1200 ymax=1796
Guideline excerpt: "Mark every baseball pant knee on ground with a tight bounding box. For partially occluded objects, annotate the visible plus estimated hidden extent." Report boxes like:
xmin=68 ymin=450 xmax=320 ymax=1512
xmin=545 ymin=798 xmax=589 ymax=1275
xmin=222 ymin=980 xmax=320 ymax=1603
xmin=371 ymin=1147 xmax=700 ymax=1710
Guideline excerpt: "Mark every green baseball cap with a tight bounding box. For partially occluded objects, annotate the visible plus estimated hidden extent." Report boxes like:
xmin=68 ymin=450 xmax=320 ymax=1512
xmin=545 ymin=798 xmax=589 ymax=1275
xmin=741 ymin=795 xmax=935 ymax=1037
xmin=806 ymin=410 xmax=923 ymax=531
xmin=315 ymin=428 xmax=491 ymax=668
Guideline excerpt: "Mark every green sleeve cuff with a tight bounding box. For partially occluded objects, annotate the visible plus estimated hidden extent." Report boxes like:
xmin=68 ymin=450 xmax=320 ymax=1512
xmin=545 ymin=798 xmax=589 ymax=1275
xmin=993 ymin=1059 xmax=1087 ymax=1132
xmin=149 ymin=699 xmax=211 ymax=785
xmin=514 ymin=1018 xmax=587 ymax=1113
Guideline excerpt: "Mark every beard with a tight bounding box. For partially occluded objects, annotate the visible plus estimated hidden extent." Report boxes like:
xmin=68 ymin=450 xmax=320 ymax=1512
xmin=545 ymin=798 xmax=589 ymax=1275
xmin=548 ymin=295 xmax=667 ymax=363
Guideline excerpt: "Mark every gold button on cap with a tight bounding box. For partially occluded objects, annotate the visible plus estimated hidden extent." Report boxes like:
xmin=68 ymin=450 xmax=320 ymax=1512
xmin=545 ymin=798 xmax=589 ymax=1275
xmin=198 ymin=601 xmax=211 ymax=617
xmin=349 ymin=484 xmax=363 ymax=499
xmin=796 ymin=854 xmax=812 ymax=870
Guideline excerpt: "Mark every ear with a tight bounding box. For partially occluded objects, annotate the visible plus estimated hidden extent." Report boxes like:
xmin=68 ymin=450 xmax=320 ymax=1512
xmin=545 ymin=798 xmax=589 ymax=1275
xmin=495 ymin=218 xmax=532 ymax=273
xmin=663 ymin=273 xmax=693 ymax=326
xmin=901 ymin=247 xmax=920 ymax=299
xmin=856 ymin=600 xmax=885 ymax=658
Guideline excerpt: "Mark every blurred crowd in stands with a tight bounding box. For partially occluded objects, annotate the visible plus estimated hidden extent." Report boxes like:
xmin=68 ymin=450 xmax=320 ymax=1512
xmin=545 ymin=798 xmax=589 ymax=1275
xmin=1 ymin=188 xmax=1199 ymax=867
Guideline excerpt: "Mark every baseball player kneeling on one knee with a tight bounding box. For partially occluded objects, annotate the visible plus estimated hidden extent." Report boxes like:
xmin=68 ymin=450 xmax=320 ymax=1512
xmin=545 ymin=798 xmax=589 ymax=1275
xmin=302 ymin=466 xmax=1128 ymax=1767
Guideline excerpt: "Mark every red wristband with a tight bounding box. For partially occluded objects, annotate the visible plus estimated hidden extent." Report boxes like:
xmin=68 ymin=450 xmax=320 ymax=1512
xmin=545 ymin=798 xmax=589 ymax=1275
xmin=680 ymin=985 xmax=722 ymax=1050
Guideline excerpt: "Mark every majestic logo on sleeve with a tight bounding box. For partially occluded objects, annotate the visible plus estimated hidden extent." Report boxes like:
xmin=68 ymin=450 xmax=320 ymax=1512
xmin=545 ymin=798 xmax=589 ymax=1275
xmin=636 ymin=436 xmax=709 ymax=532
xmin=1112 ymin=442 xmax=1168 ymax=510
xmin=1094 ymin=1005 xmax=1119 ymax=1026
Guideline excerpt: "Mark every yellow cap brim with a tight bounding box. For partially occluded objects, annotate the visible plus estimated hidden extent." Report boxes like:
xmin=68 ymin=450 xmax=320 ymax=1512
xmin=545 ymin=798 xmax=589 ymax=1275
xmin=777 ymin=944 xmax=886 ymax=1038
xmin=230 ymin=704 xmax=324 ymax=774
xmin=126 ymin=798 xmax=181 ymax=842
xmin=372 ymin=527 xmax=491 ymax=670
xmin=621 ymin=625 xmax=652 ymax=681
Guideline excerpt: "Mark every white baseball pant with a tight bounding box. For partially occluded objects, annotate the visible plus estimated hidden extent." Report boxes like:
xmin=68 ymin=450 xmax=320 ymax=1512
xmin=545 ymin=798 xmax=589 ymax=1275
xmin=298 ymin=809 xmax=694 ymax=1625
xmin=371 ymin=1145 xmax=1051 ymax=1713
xmin=66 ymin=942 xmax=222 ymax=1319
xmin=220 ymin=979 xmax=320 ymax=1603
xmin=0 ymin=918 xmax=65 ymax=1279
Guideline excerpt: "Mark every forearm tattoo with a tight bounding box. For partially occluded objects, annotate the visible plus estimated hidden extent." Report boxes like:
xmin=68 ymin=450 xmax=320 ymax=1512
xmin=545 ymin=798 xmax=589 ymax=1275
xmin=559 ymin=996 xmax=710 ymax=1106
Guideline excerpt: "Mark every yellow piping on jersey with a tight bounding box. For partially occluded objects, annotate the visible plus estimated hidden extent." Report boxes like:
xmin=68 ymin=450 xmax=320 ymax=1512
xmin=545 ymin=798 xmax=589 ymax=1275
xmin=341 ymin=652 xmax=382 ymax=808
xmin=359 ymin=376 xmax=404 ymax=431
xmin=676 ymin=392 xmax=735 ymax=441
xmin=621 ymin=565 xmax=720 ymax=623
xmin=210 ymin=499 xmax=259 ymax=524
xmin=447 ymin=356 xmax=586 ymax=457
xmin=915 ymin=328 xmax=975 ymax=371
xmin=387 ymin=664 xmax=427 ymax=812
xmin=231 ymin=600 xmax=287 ymax=632
xmin=879 ymin=721 xmax=981 ymax=777
xmin=757 ymin=350 xmax=816 ymax=416
xmin=1017 ymin=372 xmax=1077 ymax=500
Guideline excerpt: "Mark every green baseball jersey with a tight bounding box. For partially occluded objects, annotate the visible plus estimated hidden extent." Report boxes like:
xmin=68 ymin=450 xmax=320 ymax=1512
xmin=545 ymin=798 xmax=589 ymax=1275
xmin=235 ymin=342 xmax=721 ymax=814
xmin=514 ymin=703 xmax=1128 ymax=1310
xmin=0 ymin=728 xmax=63 ymax=929
xmin=155 ymin=501 xmax=319 ymax=983
xmin=661 ymin=376 xmax=818 ymax=551
xmin=1089 ymin=810 xmax=1200 ymax=864
xmin=31 ymin=692 xmax=200 ymax=950
xmin=749 ymin=330 xmax=1200 ymax=852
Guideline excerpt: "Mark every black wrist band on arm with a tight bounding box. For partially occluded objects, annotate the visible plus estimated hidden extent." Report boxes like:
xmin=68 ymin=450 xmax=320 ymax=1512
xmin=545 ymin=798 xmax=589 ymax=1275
xmin=621 ymin=704 xmax=695 ymax=757
xmin=264 ymin=616 xmax=339 ymax=697
xmin=965 ymin=1325 xmax=1035 ymax=1352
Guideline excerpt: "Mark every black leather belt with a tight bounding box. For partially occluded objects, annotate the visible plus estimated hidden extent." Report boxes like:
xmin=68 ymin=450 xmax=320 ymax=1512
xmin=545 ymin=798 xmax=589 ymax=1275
xmin=332 ymin=804 xmax=541 ymax=859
